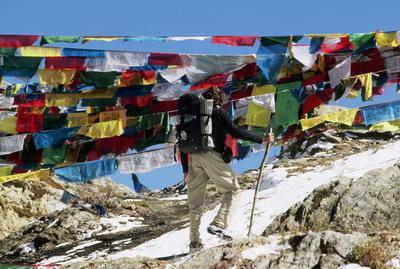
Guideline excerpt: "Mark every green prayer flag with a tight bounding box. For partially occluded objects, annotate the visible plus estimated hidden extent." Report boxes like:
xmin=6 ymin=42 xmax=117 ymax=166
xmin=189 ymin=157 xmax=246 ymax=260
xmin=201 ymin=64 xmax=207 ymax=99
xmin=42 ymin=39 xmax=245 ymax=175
xmin=134 ymin=112 xmax=168 ymax=132
xmin=276 ymin=81 xmax=302 ymax=92
xmin=260 ymin=36 xmax=303 ymax=46
xmin=43 ymin=145 xmax=67 ymax=165
xmin=81 ymin=97 xmax=118 ymax=107
xmin=273 ymin=90 xmax=300 ymax=135
xmin=397 ymin=83 xmax=400 ymax=93
xmin=0 ymin=48 xmax=16 ymax=56
xmin=43 ymin=114 xmax=67 ymax=131
xmin=80 ymin=71 xmax=120 ymax=88
xmin=0 ymin=165 xmax=14 ymax=176
xmin=2 ymin=56 xmax=42 ymax=71
xmin=0 ymin=264 xmax=31 ymax=269
xmin=349 ymin=33 xmax=375 ymax=54
xmin=136 ymin=113 xmax=170 ymax=149
xmin=334 ymin=84 xmax=346 ymax=101
xmin=40 ymin=36 xmax=80 ymax=45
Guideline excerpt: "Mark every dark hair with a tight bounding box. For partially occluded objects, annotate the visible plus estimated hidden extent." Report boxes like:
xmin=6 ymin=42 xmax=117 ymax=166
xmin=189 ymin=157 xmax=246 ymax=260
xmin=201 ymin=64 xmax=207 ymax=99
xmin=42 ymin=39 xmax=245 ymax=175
xmin=202 ymin=86 xmax=225 ymax=107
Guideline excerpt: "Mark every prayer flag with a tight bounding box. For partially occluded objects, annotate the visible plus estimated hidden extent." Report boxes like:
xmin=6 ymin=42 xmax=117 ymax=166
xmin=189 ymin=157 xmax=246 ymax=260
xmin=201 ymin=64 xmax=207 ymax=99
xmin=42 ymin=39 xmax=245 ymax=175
xmin=0 ymin=35 xmax=39 ymax=48
xmin=41 ymin=36 xmax=80 ymax=45
xmin=55 ymin=158 xmax=117 ymax=182
xmin=0 ymin=134 xmax=27 ymax=155
xmin=211 ymin=36 xmax=257 ymax=46
xmin=20 ymin=46 xmax=61 ymax=57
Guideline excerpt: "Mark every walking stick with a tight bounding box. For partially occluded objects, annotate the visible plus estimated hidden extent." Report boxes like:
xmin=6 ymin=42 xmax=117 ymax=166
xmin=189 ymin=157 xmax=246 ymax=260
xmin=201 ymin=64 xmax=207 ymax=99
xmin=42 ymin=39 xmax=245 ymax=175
xmin=247 ymin=127 xmax=273 ymax=237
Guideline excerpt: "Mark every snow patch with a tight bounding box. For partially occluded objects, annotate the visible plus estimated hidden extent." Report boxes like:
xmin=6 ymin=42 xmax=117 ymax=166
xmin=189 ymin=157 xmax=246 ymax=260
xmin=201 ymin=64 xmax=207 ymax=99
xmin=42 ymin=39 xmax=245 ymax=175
xmin=160 ymin=195 xmax=188 ymax=201
xmin=66 ymin=240 xmax=101 ymax=254
xmin=97 ymin=215 xmax=144 ymax=235
xmin=387 ymin=258 xmax=400 ymax=268
xmin=241 ymin=236 xmax=290 ymax=260
xmin=18 ymin=242 xmax=36 ymax=255
xmin=337 ymin=264 xmax=370 ymax=269
xmin=306 ymin=141 xmax=335 ymax=153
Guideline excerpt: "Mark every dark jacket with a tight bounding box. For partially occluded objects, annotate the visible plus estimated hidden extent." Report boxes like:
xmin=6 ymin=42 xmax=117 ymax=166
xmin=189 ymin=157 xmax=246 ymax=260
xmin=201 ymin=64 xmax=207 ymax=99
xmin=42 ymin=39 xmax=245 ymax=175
xmin=181 ymin=107 xmax=263 ymax=173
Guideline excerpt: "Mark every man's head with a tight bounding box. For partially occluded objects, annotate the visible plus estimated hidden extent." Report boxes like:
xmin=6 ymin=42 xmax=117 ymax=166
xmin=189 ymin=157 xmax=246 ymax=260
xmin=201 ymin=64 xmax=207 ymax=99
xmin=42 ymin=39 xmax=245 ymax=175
xmin=202 ymin=86 xmax=225 ymax=107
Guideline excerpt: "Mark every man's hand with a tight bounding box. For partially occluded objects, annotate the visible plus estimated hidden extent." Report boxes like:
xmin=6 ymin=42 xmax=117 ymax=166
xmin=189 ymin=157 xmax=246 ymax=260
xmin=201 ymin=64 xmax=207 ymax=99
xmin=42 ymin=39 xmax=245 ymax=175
xmin=263 ymin=132 xmax=274 ymax=144
xmin=183 ymin=172 xmax=189 ymax=184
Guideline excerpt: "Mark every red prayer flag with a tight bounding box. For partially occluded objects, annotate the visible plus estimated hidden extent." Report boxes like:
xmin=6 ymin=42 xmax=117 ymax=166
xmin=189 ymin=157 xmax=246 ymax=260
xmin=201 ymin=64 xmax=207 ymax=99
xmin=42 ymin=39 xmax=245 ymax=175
xmin=0 ymin=35 xmax=39 ymax=48
xmin=119 ymin=70 xmax=156 ymax=87
xmin=190 ymin=73 xmax=229 ymax=91
xmin=320 ymin=36 xmax=353 ymax=53
xmin=16 ymin=113 xmax=43 ymax=133
xmin=211 ymin=36 xmax=257 ymax=46
xmin=302 ymin=72 xmax=327 ymax=86
xmin=96 ymin=136 xmax=135 ymax=155
xmin=13 ymin=94 xmax=45 ymax=107
xmin=233 ymin=63 xmax=257 ymax=80
xmin=151 ymin=100 xmax=178 ymax=113
xmin=351 ymin=58 xmax=384 ymax=76
xmin=301 ymin=89 xmax=334 ymax=116
xmin=121 ymin=94 xmax=153 ymax=107
xmin=230 ymin=86 xmax=254 ymax=100
xmin=45 ymin=57 xmax=86 ymax=70
xmin=149 ymin=53 xmax=189 ymax=66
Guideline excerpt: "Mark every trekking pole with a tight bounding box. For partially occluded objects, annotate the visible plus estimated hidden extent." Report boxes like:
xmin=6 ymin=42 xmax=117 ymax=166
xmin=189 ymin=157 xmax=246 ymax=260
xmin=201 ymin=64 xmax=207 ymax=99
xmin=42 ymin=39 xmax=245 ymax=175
xmin=247 ymin=127 xmax=273 ymax=237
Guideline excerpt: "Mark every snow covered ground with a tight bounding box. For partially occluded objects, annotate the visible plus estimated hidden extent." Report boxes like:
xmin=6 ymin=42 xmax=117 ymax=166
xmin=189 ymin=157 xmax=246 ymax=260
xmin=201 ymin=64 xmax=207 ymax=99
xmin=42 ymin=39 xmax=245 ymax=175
xmin=39 ymin=139 xmax=400 ymax=265
xmin=106 ymin=140 xmax=400 ymax=260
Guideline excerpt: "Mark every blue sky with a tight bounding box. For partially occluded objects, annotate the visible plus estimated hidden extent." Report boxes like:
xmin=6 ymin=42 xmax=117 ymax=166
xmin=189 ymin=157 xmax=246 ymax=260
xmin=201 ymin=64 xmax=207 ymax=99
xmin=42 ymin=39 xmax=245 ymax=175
xmin=2 ymin=0 xmax=400 ymax=189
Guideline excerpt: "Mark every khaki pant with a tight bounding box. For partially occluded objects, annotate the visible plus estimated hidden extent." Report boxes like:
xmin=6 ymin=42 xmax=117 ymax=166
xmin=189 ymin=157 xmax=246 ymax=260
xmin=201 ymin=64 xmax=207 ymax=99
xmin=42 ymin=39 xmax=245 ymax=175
xmin=187 ymin=151 xmax=239 ymax=243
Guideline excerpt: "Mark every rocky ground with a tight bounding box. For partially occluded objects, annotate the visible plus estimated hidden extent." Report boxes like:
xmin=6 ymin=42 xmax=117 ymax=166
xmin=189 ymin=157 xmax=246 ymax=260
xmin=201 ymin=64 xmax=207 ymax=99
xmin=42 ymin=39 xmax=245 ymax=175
xmin=1 ymin=127 xmax=400 ymax=268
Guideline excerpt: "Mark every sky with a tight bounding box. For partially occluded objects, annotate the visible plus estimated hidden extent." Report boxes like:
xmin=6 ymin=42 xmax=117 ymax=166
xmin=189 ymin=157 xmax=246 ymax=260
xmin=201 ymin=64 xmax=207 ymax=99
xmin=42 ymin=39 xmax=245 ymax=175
xmin=2 ymin=0 xmax=400 ymax=190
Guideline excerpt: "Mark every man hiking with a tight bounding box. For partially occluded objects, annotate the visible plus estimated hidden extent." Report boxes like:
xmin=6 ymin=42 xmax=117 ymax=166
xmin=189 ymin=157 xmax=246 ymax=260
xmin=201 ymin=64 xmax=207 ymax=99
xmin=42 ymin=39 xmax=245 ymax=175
xmin=178 ymin=86 xmax=274 ymax=252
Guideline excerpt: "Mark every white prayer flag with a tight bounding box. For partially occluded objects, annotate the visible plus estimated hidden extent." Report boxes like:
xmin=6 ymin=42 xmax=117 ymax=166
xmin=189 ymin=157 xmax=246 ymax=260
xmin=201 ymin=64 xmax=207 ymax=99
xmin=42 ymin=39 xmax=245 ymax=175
xmin=328 ymin=57 xmax=351 ymax=89
xmin=292 ymin=45 xmax=318 ymax=71
xmin=0 ymin=134 xmax=27 ymax=155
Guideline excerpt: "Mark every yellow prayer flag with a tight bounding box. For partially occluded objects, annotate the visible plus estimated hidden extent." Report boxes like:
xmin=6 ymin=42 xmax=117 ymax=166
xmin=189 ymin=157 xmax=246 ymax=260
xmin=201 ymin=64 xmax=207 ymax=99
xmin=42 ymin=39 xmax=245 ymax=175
xmin=80 ymin=88 xmax=117 ymax=99
xmin=45 ymin=93 xmax=81 ymax=107
xmin=252 ymin=84 xmax=276 ymax=96
xmin=0 ymin=116 xmax=17 ymax=134
xmin=245 ymin=102 xmax=271 ymax=128
xmin=12 ymin=84 xmax=24 ymax=95
xmin=320 ymin=108 xmax=358 ymax=126
xmin=0 ymin=165 xmax=14 ymax=177
xmin=0 ymin=169 xmax=50 ymax=185
xmin=300 ymin=117 xmax=324 ymax=130
xmin=38 ymin=69 xmax=76 ymax=85
xmin=82 ymin=36 xmax=123 ymax=43
xmin=99 ymin=109 xmax=127 ymax=127
xmin=67 ymin=112 xmax=89 ymax=127
xmin=79 ymin=119 xmax=124 ymax=139
xmin=300 ymin=108 xmax=358 ymax=130
xmin=369 ymin=119 xmax=400 ymax=132
xmin=358 ymin=73 xmax=373 ymax=100
xmin=20 ymin=46 xmax=62 ymax=57
xmin=375 ymin=32 xmax=399 ymax=47
xmin=305 ymin=33 xmax=348 ymax=38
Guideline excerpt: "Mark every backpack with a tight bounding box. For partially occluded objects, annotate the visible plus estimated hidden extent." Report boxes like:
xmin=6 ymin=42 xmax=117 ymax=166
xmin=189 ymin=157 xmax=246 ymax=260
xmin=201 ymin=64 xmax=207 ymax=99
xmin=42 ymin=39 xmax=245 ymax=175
xmin=176 ymin=93 xmax=214 ymax=154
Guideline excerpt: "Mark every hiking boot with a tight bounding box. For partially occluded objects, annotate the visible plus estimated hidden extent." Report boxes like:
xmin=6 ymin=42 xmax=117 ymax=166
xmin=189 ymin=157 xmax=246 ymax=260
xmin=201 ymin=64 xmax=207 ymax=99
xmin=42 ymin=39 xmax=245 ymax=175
xmin=207 ymin=224 xmax=233 ymax=240
xmin=189 ymin=241 xmax=203 ymax=253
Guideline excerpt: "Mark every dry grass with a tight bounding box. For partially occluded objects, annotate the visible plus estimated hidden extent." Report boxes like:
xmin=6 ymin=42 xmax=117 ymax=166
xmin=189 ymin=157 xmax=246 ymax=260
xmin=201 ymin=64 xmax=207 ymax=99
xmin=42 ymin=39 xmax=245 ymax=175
xmin=72 ymin=181 xmax=128 ymax=213
xmin=352 ymin=239 xmax=393 ymax=269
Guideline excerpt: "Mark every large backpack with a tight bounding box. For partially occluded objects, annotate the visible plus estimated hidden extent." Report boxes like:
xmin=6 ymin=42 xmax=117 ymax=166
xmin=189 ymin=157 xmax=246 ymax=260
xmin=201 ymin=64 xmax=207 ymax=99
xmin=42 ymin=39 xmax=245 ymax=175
xmin=176 ymin=93 xmax=214 ymax=154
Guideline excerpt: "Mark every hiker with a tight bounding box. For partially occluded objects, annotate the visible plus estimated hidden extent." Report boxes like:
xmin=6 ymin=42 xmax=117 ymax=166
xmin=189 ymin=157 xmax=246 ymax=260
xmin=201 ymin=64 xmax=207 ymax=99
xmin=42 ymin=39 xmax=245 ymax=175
xmin=178 ymin=86 xmax=274 ymax=252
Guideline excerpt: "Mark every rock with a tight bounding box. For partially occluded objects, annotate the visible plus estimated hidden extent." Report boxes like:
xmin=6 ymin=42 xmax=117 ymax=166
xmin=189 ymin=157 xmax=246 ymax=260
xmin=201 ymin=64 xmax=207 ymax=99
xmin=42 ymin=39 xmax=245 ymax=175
xmin=0 ymin=208 xmax=99 ymax=259
xmin=120 ymin=199 xmax=137 ymax=210
xmin=265 ymin=163 xmax=400 ymax=235
xmin=61 ymin=257 xmax=168 ymax=269
xmin=0 ymin=178 xmax=65 ymax=240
